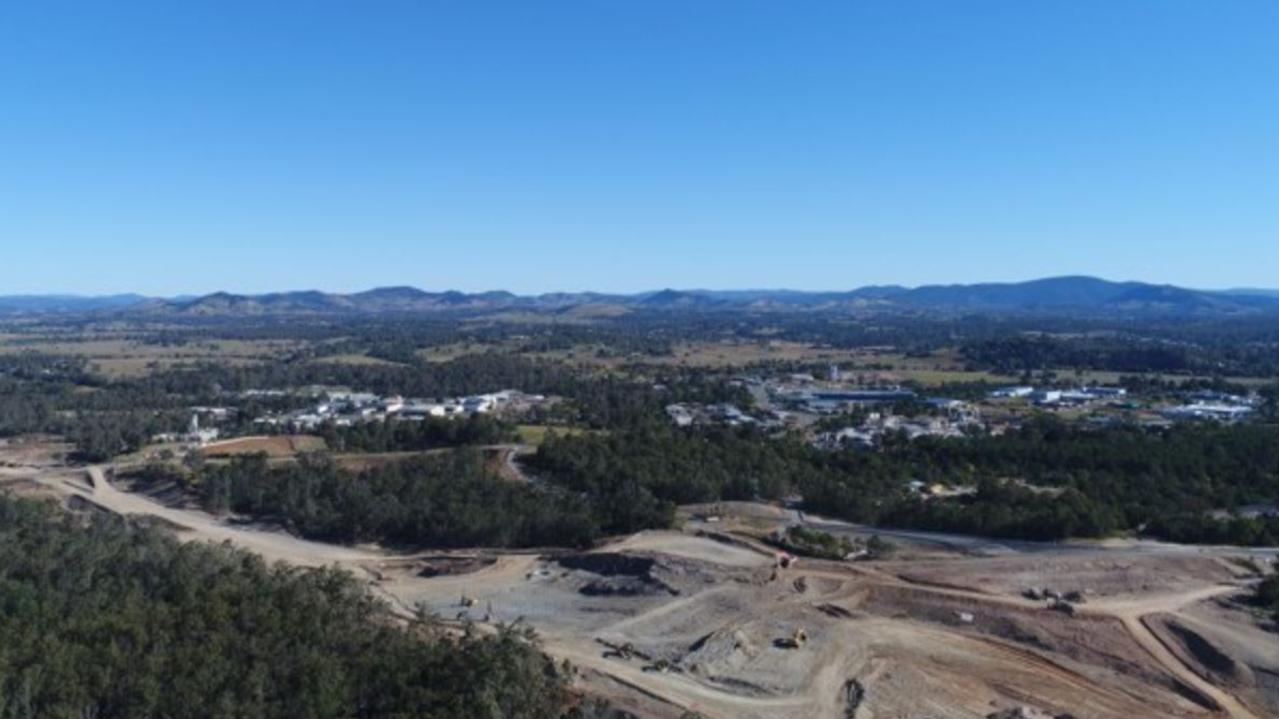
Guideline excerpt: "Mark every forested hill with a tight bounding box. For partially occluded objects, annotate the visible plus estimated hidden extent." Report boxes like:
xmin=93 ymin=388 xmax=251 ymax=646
xmin=6 ymin=276 xmax=1279 ymax=318
xmin=0 ymin=494 xmax=575 ymax=719
xmin=528 ymin=420 xmax=1279 ymax=546
xmin=132 ymin=278 xmax=1279 ymax=317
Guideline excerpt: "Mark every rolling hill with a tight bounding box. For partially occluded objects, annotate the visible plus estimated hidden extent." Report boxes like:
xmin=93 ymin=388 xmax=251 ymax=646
xmin=4 ymin=277 xmax=1278 ymax=318
xmin=0 ymin=294 xmax=150 ymax=315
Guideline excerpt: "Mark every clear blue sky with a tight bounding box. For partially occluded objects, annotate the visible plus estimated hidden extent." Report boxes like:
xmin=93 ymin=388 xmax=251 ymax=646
xmin=2 ymin=1 xmax=1277 ymax=296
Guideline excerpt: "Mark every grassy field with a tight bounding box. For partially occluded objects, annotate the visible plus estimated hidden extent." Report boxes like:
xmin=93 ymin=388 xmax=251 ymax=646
xmin=7 ymin=325 xmax=1269 ymax=391
xmin=201 ymin=435 xmax=328 ymax=458
xmin=661 ymin=341 xmax=845 ymax=367
xmin=514 ymin=424 xmax=602 ymax=446
xmin=330 ymin=451 xmax=426 ymax=471
xmin=415 ymin=342 xmax=494 ymax=363
xmin=0 ymin=335 xmax=300 ymax=378
xmin=523 ymin=340 xmax=855 ymax=369
xmin=310 ymin=353 xmax=405 ymax=367
xmin=1048 ymin=369 xmax=1275 ymax=389
xmin=830 ymin=349 xmax=1015 ymax=387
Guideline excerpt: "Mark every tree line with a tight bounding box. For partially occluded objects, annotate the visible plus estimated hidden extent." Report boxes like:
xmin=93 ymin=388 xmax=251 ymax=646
xmin=194 ymin=451 xmax=599 ymax=548
xmin=0 ymin=493 xmax=572 ymax=718
xmin=315 ymin=413 xmax=514 ymax=453
xmin=530 ymin=419 xmax=1279 ymax=545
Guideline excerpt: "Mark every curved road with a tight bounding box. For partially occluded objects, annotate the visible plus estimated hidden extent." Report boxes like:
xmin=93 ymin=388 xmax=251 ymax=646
xmin=68 ymin=467 xmax=383 ymax=566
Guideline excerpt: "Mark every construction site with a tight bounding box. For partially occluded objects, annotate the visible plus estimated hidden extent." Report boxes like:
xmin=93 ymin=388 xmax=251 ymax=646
xmin=2 ymin=440 xmax=1277 ymax=719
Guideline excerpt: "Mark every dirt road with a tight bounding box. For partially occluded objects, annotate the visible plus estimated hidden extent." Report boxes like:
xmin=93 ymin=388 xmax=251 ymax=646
xmin=802 ymin=511 xmax=1279 ymax=560
xmin=548 ymin=637 xmax=813 ymax=719
xmin=47 ymin=467 xmax=384 ymax=566
xmin=1096 ymin=582 xmax=1263 ymax=719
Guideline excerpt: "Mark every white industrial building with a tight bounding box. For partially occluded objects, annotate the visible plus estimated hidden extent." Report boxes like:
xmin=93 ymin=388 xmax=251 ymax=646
xmin=1031 ymin=389 xmax=1063 ymax=405
xmin=1162 ymin=403 xmax=1254 ymax=423
xmin=989 ymin=386 xmax=1035 ymax=399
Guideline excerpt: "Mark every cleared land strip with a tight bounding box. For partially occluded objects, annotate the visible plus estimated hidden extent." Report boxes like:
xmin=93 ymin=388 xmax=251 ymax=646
xmin=57 ymin=467 xmax=383 ymax=566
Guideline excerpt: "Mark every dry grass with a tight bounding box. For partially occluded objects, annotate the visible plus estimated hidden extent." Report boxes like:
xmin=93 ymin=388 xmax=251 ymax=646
xmin=0 ymin=335 xmax=300 ymax=378
xmin=329 ymin=451 xmax=431 ymax=472
xmin=415 ymin=342 xmax=492 ymax=363
xmin=1052 ymin=369 xmax=1274 ymax=388
xmin=310 ymin=353 xmax=404 ymax=367
xmin=813 ymin=348 xmax=1013 ymax=387
xmin=521 ymin=340 xmax=856 ymax=370
xmin=201 ymin=435 xmax=327 ymax=458
xmin=514 ymin=424 xmax=601 ymax=446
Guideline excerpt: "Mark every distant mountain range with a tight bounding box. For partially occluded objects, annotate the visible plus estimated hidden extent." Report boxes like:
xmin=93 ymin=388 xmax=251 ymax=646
xmin=1216 ymin=288 xmax=1279 ymax=299
xmin=0 ymin=294 xmax=151 ymax=314
xmin=4 ymin=277 xmax=1279 ymax=318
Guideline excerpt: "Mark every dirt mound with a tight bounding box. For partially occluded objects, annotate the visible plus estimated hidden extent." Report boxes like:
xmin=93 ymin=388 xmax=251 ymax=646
xmin=683 ymin=628 xmax=761 ymax=671
xmin=860 ymin=584 xmax=1184 ymax=691
xmin=1179 ymin=599 xmax=1279 ymax=716
xmin=1146 ymin=613 xmax=1256 ymax=689
xmin=414 ymin=556 xmax=497 ymax=578
xmin=560 ymin=553 xmax=657 ymax=577
xmin=672 ymin=614 xmax=841 ymax=698
xmin=559 ymin=553 xmax=679 ymax=597
xmin=581 ymin=576 xmax=671 ymax=597
xmin=557 ymin=549 xmax=739 ymax=598
xmin=790 ymin=574 xmax=847 ymax=598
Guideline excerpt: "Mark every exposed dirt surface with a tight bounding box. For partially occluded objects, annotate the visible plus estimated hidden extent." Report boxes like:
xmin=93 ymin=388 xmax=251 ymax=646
xmin=1149 ymin=614 xmax=1254 ymax=689
xmin=201 ymin=434 xmax=327 ymax=458
xmin=411 ymin=555 xmax=498 ymax=578
xmin=34 ymin=466 xmax=383 ymax=566
xmin=13 ymin=462 xmax=1279 ymax=719
xmin=0 ymin=436 xmax=73 ymax=468
xmin=1169 ymin=600 xmax=1279 ymax=718
xmin=885 ymin=554 xmax=1249 ymax=601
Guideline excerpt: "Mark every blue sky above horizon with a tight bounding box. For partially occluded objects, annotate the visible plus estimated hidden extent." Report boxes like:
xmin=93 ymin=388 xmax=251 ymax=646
xmin=2 ymin=1 xmax=1277 ymax=296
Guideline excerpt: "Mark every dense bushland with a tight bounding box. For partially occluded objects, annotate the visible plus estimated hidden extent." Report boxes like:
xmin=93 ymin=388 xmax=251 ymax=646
xmin=0 ymin=494 xmax=569 ymax=719
xmin=197 ymin=451 xmax=599 ymax=548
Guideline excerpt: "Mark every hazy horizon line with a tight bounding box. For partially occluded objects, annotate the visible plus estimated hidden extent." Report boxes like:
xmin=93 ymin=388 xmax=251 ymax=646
xmin=3 ymin=274 xmax=1278 ymax=300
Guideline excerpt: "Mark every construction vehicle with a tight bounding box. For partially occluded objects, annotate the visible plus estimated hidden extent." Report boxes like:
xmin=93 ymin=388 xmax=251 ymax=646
xmin=777 ymin=627 xmax=808 ymax=649
xmin=1048 ymin=598 xmax=1076 ymax=616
